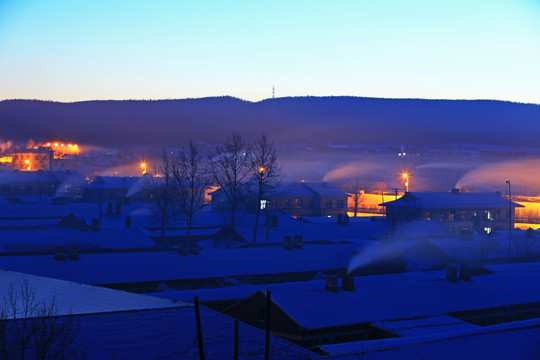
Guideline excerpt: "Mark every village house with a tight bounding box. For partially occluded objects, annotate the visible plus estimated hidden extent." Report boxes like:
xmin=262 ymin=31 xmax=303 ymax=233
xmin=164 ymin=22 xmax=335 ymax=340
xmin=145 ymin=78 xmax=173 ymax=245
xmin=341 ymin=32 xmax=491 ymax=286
xmin=211 ymin=181 xmax=349 ymax=217
xmin=79 ymin=175 xmax=149 ymax=203
xmin=0 ymin=169 xmax=83 ymax=197
xmin=10 ymin=148 xmax=52 ymax=171
xmin=380 ymin=189 xmax=523 ymax=233
xmin=222 ymin=262 xmax=540 ymax=349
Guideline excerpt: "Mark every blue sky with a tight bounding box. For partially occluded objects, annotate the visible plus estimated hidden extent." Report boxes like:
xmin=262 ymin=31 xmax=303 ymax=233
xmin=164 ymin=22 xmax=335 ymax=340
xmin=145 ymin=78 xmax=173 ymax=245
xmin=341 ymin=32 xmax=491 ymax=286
xmin=0 ymin=0 xmax=539 ymax=103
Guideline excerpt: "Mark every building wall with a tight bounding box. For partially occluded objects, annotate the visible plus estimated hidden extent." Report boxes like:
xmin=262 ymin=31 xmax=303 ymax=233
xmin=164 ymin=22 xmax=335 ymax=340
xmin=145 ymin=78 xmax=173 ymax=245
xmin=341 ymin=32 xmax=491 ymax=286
xmin=11 ymin=152 xmax=51 ymax=171
xmin=386 ymin=206 xmax=516 ymax=232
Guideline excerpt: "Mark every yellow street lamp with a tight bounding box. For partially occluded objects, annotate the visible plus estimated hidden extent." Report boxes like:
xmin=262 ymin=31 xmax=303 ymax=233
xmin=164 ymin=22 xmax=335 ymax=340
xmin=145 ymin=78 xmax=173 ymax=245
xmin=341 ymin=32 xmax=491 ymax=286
xmin=403 ymin=173 xmax=409 ymax=192
xmin=141 ymin=162 xmax=147 ymax=175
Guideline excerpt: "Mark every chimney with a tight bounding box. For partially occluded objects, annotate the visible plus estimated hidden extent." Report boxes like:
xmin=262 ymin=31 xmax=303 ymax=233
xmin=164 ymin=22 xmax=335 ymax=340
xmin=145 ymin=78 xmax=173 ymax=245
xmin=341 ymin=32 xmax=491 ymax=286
xmin=283 ymin=236 xmax=293 ymax=250
xmin=91 ymin=218 xmax=99 ymax=231
xmin=342 ymin=274 xmax=355 ymax=291
xmin=115 ymin=202 xmax=122 ymax=215
xmin=125 ymin=215 xmax=132 ymax=228
xmin=446 ymin=265 xmax=458 ymax=282
xmin=326 ymin=275 xmax=338 ymax=292
xmin=460 ymin=264 xmax=471 ymax=281
xmin=293 ymin=235 xmax=303 ymax=249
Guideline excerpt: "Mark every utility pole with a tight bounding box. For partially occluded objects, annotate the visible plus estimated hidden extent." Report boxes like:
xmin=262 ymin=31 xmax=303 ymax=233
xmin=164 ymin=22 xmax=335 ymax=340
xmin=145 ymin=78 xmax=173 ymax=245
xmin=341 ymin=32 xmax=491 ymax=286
xmin=194 ymin=296 xmax=205 ymax=360
xmin=506 ymin=180 xmax=512 ymax=257
xmin=233 ymin=320 xmax=239 ymax=360
xmin=265 ymin=288 xmax=272 ymax=360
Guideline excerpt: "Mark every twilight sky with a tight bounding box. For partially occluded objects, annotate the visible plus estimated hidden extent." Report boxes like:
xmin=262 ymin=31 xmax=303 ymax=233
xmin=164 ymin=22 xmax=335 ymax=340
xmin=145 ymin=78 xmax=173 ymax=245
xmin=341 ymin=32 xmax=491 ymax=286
xmin=0 ymin=0 xmax=539 ymax=103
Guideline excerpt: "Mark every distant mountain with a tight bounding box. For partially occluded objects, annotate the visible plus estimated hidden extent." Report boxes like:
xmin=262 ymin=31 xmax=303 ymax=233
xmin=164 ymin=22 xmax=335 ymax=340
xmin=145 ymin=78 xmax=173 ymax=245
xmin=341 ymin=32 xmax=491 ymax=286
xmin=0 ymin=96 xmax=538 ymax=147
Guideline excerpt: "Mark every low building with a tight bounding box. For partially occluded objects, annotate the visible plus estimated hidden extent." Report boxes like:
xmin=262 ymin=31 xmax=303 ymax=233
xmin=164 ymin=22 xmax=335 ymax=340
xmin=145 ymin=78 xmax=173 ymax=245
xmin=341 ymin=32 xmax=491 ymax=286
xmin=79 ymin=175 xmax=149 ymax=202
xmin=223 ymin=262 xmax=540 ymax=349
xmin=0 ymin=271 xmax=315 ymax=359
xmin=0 ymin=170 xmax=83 ymax=197
xmin=380 ymin=189 xmax=523 ymax=233
xmin=10 ymin=148 xmax=52 ymax=171
xmin=211 ymin=181 xmax=349 ymax=217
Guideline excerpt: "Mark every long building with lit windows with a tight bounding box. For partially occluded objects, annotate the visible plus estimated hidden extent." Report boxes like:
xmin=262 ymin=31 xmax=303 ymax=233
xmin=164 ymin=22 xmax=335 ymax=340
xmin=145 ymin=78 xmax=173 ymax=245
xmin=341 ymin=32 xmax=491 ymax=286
xmin=380 ymin=189 xmax=524 ymax=233
xmin=10 ymin=148 xmax=52 ymax=171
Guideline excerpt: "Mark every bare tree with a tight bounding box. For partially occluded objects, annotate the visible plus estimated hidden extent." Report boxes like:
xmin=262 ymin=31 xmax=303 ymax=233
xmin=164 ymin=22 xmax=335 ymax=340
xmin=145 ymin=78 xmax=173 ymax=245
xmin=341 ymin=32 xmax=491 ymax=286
xmin=38 ymin=148 xmax=62 ymax=197
xmin=208 ymin=132 xmax=251 ymax=246
xmin=0 ymin=279 xmax=86 ymax=360
xmin=248 ymin=134 xmax=282 ymax=244
xmin=346 ymin=179 xmax=365 ymax=217
xmin=171 ymin=141 xmax=210 ymax=243
xmin=143 ymin=151 xmax=179 ymax=241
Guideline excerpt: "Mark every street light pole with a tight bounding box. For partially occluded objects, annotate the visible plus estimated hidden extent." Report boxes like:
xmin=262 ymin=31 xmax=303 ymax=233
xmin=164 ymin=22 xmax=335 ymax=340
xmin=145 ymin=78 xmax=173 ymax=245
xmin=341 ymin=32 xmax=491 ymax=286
xmin=403 ymin=173 xmax=409 ymax=192
xmin=506 ymin=180 xmax=511 ymax=257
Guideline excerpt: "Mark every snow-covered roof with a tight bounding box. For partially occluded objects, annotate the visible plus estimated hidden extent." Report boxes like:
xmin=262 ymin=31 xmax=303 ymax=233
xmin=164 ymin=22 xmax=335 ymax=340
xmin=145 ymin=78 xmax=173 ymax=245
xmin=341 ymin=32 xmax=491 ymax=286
xmin=230 ymin=264 xmax=540 ymax=330
xmin=320 ymin=318 xmax=540 ymax=360
xmin=0 ymin=270 xmax=185 ymax=318
xmin=0 ymin=271 xmax=318 ymax=359
xmin=273 ymin=182 xmax=317 ymax=196
xmin=211 ymin=181 xmax=347 ymax=198
xmin=380 ymin=191 xmax=523 ymax=209
xmin=234 ymin=220 xmax=387 ymax=244
xmin=87 ymin=175 xmax=143 ymax=189
xmin=0 ymin=227 xmax=155 ymax=253
xmin=0 ymin=244 xmax=358 ymax=285
xmin=302 ymin=181 xmax=347 ymax=197
xmin=0 ymin=170 xmax=83 ymax=184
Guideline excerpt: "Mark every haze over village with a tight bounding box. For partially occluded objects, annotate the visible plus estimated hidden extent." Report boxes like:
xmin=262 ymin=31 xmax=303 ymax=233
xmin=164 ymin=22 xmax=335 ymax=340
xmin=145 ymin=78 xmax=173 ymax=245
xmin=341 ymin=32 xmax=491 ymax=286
xmin=1 ymin=1 xmax=540 ymax=359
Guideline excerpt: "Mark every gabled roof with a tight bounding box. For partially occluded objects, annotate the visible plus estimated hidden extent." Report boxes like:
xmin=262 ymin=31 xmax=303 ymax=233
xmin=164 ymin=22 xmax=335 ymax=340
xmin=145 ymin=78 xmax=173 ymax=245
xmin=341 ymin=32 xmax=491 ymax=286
xmin=302 ymin=181 xmax=347 ymax=197
xmin=380 ymin=191 xmax=523 ymax=209
xmin=0 ymin=243 xmax=359 ymax=284
xmin=273 ymin=182 xmax=317 ymax=196
xmin=0 ymin=270 xmax=185 ymax=318
xmin=211 ymin=181 xmax=347 ymax=198
xmin=89 ymin=176 xmax=143 ymax=189
xmin=0 ymin=170 xmax=82 ymax=184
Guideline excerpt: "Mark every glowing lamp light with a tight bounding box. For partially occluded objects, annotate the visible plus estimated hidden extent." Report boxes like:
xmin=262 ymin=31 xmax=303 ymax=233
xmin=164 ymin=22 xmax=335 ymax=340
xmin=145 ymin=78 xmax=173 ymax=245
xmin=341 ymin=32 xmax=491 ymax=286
xmin=402 ymin=172 xmax=410 ymax=192
xmin=25 ymin=160 xmax=30 ymax=164
xmin=140 ymin=163 xmax=147 ymax=175
xmin=259 ymin=167 xmax=265 ymax=172
xmin=54 ymin=143 xmax=58 ymax=147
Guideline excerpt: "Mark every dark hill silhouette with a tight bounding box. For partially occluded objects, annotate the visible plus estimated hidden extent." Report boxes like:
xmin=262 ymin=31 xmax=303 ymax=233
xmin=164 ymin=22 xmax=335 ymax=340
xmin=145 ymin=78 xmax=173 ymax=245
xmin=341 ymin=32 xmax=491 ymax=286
xmin=0 ymin=96 xmax=538 ymax=147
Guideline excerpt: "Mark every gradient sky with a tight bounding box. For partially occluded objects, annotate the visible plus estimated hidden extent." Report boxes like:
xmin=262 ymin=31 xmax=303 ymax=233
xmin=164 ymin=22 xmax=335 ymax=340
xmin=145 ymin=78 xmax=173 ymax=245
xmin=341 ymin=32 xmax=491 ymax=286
xmin=1 ymin=0 xmax=539 ymax=103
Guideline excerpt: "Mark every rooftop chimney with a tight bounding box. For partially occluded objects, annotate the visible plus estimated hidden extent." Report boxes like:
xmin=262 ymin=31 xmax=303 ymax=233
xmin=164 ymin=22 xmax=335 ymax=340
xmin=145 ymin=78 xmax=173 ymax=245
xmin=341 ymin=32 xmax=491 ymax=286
xmin=460 ymin=264 xmax=471 ymax=281
xmin=446 ymin=265 xmax=458 ymax=282
xmin=326 ymin=275 xmax=338 ymax=292
xmin=342 ymin=274 xmax=355 ymax=291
